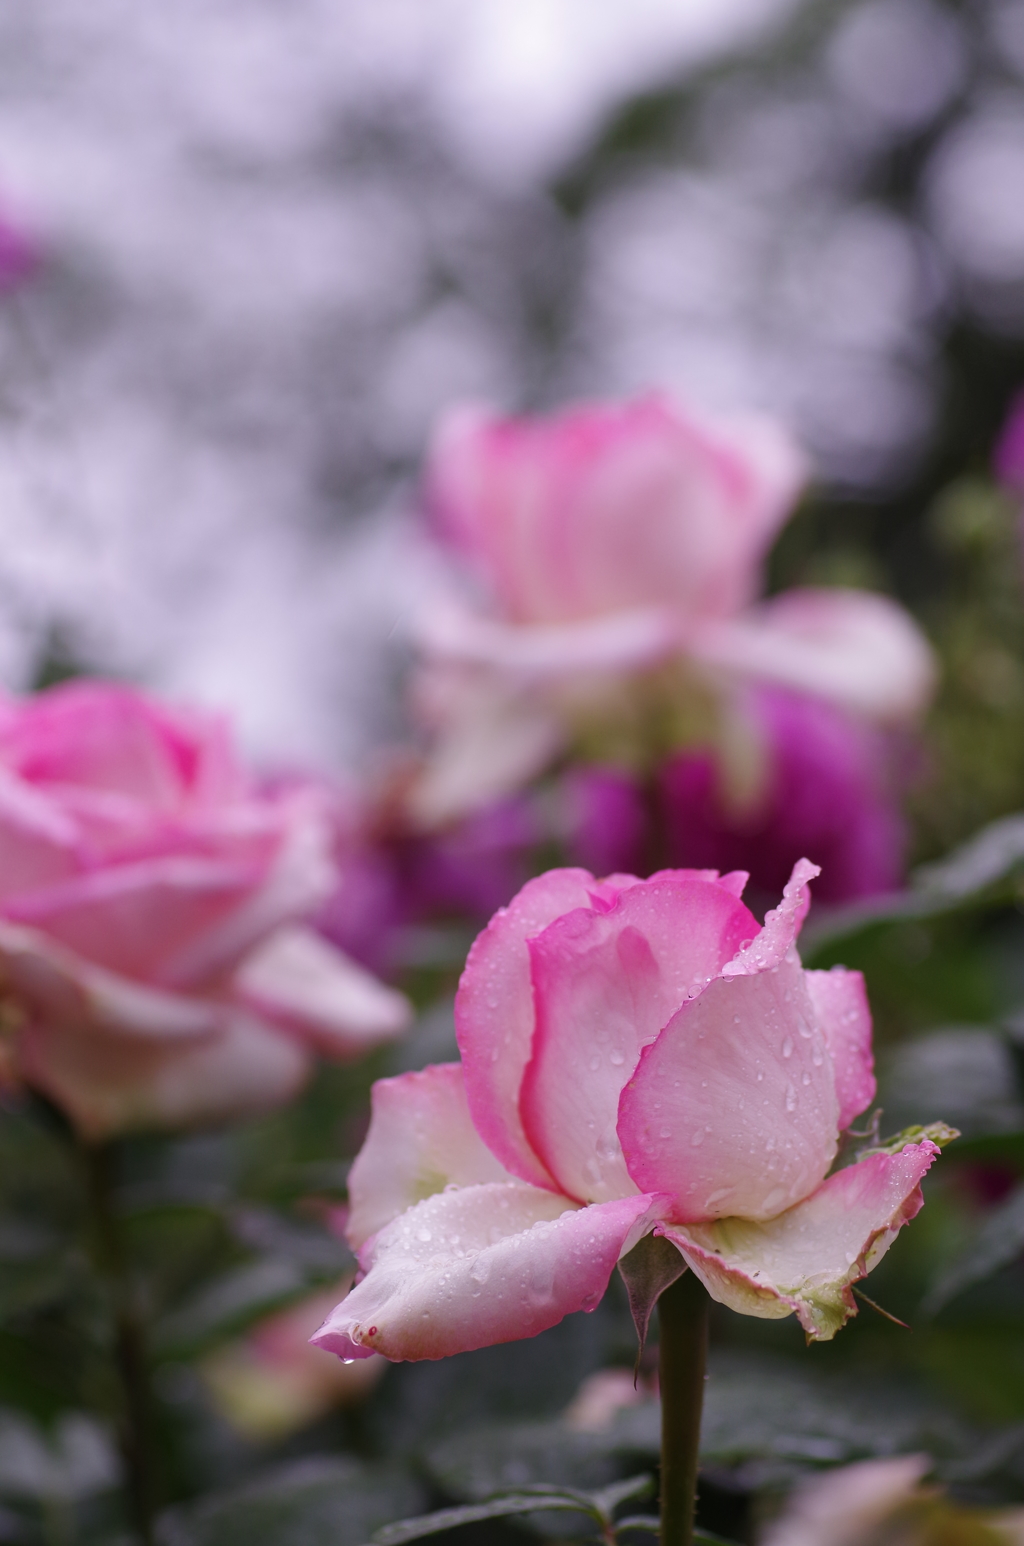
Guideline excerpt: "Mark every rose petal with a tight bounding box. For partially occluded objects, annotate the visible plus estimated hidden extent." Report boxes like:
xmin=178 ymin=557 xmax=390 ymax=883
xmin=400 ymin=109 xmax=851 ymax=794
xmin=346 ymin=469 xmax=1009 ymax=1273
xmin=20 ymin=1010 xmax=311 ymax=1140
xmin=346 ymin=1063 xmax=512 ymax=1251
xmin=310 ymin=1183 xmax=663 ymax=1362
xmin=4 ymin=858 xmax=265 ymax=983
xmin=660 ymin=1141 xmax=939 ymax=1340
xmin=521 ymin=874 xmax=759 ymax=1203
xmin=0 ymin=769 xmax=80 ymax=901
xmin=415 ymin=602 xmax=683 ymax=679
xmin=805 ymin=968 xmax=875 ymax=1129
xmin=0 ymin=682 xmax=190 ymax=805
xmin=455 ymin=868 xmax=600 ymax=1190
xmin=692 ymin=588 xmax=937 ymax=724
xmin=161 ymin=793 xmax=336 ymax=985
xmin=406 ymin=671 xmax=563 ymax=828
xmin=0 ymin=919 xmax=223 ymax=1040
xmin=231 ymin=925 xmax=411 ymax=1059
xmin=722 ymin=858 xmax=819 ymax=976
xmin=619 ymin=958 xmax=839 ymax=1221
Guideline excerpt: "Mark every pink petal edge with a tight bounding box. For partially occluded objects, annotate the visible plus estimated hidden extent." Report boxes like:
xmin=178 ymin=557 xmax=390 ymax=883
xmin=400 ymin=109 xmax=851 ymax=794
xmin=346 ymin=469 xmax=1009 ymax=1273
xmin=310 ymin=1184 xmax=666 ymax=1363
xmin=658 ymin=1141 xmax=940 ymax=1341
xmin=454 ymin=868 xmax=599 ymax=1190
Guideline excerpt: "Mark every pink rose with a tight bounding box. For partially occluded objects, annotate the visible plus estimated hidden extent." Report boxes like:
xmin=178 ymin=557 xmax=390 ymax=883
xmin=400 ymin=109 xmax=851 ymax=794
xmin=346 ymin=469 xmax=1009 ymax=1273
xmin=0 ymin=681 xmax=411 ymax=1139
xmin=312 ymin=860 xmax=942 ymax=1363
xmin=410 ymin=394 xmax=937 ymax=825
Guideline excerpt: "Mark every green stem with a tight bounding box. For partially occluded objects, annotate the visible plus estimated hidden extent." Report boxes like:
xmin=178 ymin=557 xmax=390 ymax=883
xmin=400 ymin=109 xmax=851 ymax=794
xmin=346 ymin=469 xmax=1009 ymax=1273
xmin=658 ymin=1270 xmax=709 ymax=1546
xmin=80 ymin=1141 xmax=156 ymax=1546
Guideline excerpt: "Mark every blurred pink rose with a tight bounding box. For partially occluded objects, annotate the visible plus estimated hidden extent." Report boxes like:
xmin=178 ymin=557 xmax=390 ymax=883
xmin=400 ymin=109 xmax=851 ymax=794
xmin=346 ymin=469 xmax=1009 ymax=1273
xmin=0 ymin=681 xmax=410 ymax=1139
xmin=312 ymin=861 xmax=942 ymax=1363
xmin=410 ymin=394 xmax=937 ymax=825
xmin=760 ymin=1455 xmax=1024 ymax=1546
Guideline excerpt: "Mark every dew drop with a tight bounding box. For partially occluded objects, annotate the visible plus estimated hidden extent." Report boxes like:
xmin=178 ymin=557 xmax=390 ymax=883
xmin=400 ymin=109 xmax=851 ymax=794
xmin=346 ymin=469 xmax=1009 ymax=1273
xmin=782 ymin=1035 xmax=793 ymax=1059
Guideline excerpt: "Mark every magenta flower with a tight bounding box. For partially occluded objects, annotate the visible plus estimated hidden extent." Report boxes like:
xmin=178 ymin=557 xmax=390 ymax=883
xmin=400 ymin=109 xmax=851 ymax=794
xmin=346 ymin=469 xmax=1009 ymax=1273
xmin=660 ymin=688 xmax=906 ymax=902
xmin=0 ymin=207 xmax=38 ymax=292
xmin=994 ymin=389 xmax=1024 ymax=494
xmin=312 ymin=861 xmax=940 ymax=1363
xmin=409 ymin=394 xmax=937 ymax=826
xmin=316 ymin=793 xmax=541 ymax=975
xmin=565 ymin=688 xmax=906 ymax=903
xmin=0 ymin=681 xmax=411 ymax=1138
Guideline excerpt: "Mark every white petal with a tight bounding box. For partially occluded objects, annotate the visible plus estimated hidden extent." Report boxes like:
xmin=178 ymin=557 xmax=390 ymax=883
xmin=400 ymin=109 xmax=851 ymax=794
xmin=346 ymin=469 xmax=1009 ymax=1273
xmin=232 ymin=925 xmax=411 ymax=1056
xmin=346 ymin=1064 xmax=511 ymax=1250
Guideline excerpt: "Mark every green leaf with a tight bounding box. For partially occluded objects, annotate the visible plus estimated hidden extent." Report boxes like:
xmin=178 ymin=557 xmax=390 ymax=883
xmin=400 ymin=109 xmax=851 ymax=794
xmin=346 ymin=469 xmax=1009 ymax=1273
xmin=157 ymin=1457 xmax=423 ymax=1546
xmin=856 ymin=1121 xmax=960 ymax=1159
xmin=924 ymin=1180 xmax=1024 ymax=1315
xmin=370 ymin=1493 xmax=598 ymax=1545
xmin=371 ymin=1476 xmax=655 ymax=1545
xmin=590 ymin=1474 xmax=654 ymax=1513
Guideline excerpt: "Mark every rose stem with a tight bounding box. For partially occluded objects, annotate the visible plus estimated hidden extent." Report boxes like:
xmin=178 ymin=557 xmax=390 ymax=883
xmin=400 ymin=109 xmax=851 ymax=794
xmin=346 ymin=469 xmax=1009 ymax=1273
xmin=657 ymin=1269 xmax=709 ymax=1546
xmin=80 ymin=1140 xmax=156 ymax=1546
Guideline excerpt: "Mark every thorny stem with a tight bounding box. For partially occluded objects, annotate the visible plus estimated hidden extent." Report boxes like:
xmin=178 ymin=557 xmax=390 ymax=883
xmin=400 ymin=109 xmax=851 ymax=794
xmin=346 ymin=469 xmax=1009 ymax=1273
xmin=80 ymin=1140 xmax=156 ymax=1546
xmin=658 ymin=1270 xmax=709 ymax=1546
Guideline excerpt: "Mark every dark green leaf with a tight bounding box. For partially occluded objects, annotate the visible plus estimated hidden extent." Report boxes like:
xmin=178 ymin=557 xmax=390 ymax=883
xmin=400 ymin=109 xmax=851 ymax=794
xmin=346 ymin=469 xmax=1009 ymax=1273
xmin=924 ymin=1180 xmax=1024 ymax=1314
xmin=157 ymin=1456 xmax=423 ymax=1546
xmin=590 ymin=1474 xmax=654 ymax=1514
xmin=371 ymin=1494 xmax=598 ymax=1544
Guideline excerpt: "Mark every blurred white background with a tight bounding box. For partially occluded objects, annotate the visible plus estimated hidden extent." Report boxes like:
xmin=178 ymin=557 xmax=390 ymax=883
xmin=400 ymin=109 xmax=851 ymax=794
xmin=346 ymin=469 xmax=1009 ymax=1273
xmin=0 ymin=0 xmax=1020 ymax=773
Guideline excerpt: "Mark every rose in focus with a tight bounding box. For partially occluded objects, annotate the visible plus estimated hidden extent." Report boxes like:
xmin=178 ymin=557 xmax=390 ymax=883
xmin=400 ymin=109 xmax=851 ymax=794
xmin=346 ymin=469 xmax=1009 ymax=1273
xmin=409 ymin=393 xmax=936 ymax=829
xmin=313 ymin=860 xmax=945 ymax=1364
xmin=0 ymin=681 xmax=410 ymax=1138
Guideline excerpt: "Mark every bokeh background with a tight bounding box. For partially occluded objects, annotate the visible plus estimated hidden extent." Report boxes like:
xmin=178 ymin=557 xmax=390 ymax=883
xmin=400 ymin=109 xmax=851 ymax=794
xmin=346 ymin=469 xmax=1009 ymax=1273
xmin=2 ymin=0 xmax=1023 ymax=854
